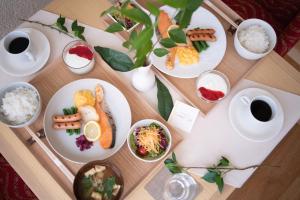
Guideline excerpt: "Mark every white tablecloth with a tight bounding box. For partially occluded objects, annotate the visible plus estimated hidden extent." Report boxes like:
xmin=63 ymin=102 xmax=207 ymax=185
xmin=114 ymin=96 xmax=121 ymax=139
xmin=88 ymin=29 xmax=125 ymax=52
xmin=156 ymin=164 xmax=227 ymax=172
xmin=1 ymin=10 xmax=300 ymax=188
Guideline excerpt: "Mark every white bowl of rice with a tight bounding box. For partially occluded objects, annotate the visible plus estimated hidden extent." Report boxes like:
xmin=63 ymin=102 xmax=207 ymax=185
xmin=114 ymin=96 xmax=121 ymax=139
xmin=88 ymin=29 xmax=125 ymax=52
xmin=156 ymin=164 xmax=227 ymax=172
xmin=0 ymin=82 xmax=41 ymax=128
xmin=234 ymin=18 xmax=277 ymax=60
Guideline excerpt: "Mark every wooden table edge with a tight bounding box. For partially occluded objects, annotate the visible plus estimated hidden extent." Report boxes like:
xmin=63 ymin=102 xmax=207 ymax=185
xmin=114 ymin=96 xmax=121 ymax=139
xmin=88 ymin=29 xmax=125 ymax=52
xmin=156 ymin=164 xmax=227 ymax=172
xmin=0 ymin=123 xmax=72 ymax=200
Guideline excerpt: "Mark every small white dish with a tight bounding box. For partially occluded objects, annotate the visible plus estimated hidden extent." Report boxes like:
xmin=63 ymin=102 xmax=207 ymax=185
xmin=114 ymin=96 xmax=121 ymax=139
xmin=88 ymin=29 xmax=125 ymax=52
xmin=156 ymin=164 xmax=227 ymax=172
xmin=0 ymin=28 xmax=50 ymax=77
xmin=106 ymin=0 xmax=140 ymax=33
xmin=150 ymin=6 xmax=227 ymax=78
xmin=127 ymin=119 xmax=172 ymax=163
xmin=0 ymin=82 xmax=42 ymax=128
xmin=234 ymin=18 xmax=276 ymax=60
xmin=44 ymin=79 xmax=132 ymax=164
xmin=229 ymin=88 xmax=284 ymax=142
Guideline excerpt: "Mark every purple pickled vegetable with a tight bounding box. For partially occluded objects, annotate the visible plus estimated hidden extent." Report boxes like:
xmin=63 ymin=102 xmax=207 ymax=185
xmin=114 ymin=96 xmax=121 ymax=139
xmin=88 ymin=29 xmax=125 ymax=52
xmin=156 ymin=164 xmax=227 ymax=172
xmin=75 ymin=135 xmax=93 ymax=151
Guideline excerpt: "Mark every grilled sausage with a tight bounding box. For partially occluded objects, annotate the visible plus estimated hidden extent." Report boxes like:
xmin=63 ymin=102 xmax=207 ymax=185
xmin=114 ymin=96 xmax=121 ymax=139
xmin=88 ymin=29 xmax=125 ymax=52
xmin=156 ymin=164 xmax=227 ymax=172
xmin=53 ymin=122 xmax=81 ymax=129
xmin=188 ymin=33 xmax=216 ymax=42
xmin=187 ymin=28 xmax=215 ymax=36
xmin=52 ymin=113 xmax=81 ymax=123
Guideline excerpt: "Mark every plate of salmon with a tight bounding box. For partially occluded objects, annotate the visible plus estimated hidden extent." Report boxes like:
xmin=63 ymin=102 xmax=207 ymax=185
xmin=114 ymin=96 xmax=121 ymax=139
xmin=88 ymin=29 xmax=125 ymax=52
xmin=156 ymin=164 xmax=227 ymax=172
xmin=44 ymin=79 xmax=132 ymax=163
xmin=150 ymin=6 xmax=227 ymax=78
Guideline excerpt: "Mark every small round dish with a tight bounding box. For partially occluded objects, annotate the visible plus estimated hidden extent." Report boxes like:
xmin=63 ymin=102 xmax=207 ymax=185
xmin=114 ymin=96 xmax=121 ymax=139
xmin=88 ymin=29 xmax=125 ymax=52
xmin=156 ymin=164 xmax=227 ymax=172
xmin=234 ymin=18 xmax=277 ymax=60
xmin=0 ymin=82 xmax=41 ymax=128
xmin=73 ymin=161 xmax=124 ymax=200
xmin=195 ymin=70 xmax=230 ymax=103
xmin=127 ymin=119 xmax=172 ymax=163
xmin=62 ymin=40 xmax=95 ymax=75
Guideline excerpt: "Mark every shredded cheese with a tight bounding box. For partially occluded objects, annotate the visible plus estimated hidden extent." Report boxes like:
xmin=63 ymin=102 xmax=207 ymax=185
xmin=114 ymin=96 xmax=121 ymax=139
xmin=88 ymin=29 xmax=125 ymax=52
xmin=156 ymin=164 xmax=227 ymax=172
xmin=136 ymin=126 xmax=161 ymax=153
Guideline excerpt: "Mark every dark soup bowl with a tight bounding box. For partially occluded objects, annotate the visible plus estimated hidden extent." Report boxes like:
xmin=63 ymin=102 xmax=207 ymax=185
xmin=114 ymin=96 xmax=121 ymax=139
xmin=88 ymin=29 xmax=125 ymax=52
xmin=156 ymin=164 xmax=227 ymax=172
xmin=73 ymin=161 xmax=124 ymax=200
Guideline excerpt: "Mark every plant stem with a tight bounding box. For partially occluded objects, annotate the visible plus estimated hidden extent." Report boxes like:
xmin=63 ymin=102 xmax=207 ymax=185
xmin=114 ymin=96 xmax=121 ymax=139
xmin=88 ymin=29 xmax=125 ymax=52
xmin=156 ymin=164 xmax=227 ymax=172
xmin=19 ymin=18 xmax=75 ymax=39
xmin=184 ymin=164 xmax=280 ymax=171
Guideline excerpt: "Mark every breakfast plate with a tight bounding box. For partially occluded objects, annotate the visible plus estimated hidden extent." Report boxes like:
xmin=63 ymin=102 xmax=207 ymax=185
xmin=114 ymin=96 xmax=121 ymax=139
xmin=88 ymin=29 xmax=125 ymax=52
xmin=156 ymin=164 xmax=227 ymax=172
xmin=150 ymin=6 xmax=227 ymax=79
xmin=44 ymin=79 xmax=132 ymax=163
xmin=229 ymin=88 xmax=284 ymax=142
xmin=0 ymin=28 xmax=50 ymax=77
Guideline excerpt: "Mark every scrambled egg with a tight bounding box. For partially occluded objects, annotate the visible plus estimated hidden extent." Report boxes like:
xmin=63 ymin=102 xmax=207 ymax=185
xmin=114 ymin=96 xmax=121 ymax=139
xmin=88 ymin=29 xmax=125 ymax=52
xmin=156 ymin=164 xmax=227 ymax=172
xmin=176 ymin=46 xmax=199 ymax=65
xmin=74 ymin=90 xmax=95 ymax=108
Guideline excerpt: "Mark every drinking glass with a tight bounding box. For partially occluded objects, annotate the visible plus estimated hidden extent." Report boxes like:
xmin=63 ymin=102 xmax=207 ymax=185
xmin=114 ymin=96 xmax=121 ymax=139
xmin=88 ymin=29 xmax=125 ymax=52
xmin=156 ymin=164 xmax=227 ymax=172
xmin=163 ymin=173 xmax=199 ymax=200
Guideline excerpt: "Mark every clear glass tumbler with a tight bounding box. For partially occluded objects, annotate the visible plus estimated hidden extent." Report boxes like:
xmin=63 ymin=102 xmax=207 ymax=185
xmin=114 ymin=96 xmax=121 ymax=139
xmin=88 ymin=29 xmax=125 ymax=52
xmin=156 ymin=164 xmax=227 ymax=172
xmin=163 ymin=173 xmax=199 ymax=200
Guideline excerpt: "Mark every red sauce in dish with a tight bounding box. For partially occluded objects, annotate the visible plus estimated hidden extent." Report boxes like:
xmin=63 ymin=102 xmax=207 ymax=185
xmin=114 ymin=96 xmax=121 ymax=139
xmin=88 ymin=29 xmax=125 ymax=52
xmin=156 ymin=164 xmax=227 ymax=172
xmin=199 ymin=87 xmax=225 ymax=101
xmin=69 ymin=45 xmax=93 ymax=60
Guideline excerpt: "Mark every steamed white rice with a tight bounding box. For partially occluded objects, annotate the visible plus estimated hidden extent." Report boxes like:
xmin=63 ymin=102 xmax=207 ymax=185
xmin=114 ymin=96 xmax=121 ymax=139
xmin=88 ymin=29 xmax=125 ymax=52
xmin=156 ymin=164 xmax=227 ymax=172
xmin=1 ymin=87 xmax=39 ymax=124
xmin=238 ymin=25 xmax=270 ymax=53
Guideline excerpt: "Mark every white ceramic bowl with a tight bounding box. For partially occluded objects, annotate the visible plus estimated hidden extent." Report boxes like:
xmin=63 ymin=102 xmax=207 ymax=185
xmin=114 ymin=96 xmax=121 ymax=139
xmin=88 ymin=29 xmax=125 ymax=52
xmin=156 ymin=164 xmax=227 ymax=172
xmin=127 ymin=119 xmax=172 ymax=163
xmin=0 ymin=82 xmax=41 ymax=128
xmin=234 ymin=18 xmax=277 ymax=60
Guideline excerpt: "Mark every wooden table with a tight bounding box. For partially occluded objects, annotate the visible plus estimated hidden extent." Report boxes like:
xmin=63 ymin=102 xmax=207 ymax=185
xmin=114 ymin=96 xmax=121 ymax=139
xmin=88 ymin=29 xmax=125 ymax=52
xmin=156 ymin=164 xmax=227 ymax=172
xmin=0 ymin=0 xmax=299 ymax=199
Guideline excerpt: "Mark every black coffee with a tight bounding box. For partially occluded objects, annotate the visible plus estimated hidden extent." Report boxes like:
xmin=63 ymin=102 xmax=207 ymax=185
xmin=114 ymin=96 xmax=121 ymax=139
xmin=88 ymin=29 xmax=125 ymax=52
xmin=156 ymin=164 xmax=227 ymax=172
xmin=8 ymin=37 xmax=29 ymax=54
xmin=250 ymin=100 xmax=272 ymax=122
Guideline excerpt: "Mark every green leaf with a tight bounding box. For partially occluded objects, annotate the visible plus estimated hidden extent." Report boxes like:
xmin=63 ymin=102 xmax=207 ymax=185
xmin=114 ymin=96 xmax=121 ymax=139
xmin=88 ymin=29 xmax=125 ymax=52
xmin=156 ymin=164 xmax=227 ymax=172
xmin=186 ymin=0 xmax=204 ymax=11
xmin=154 ymin=48 xmax=169 ymax=57
xmin=101 ymin=6 xmax=118 ymax=16
xmin=177 ymin=0 xmax=204 ymax=28
xmin=202 ymin=171 xmax=217 ymax=183
xmin=157 ymin=0 xmax=188 ymax=8
xmin=57 ymin=15 xmax=65 ymax=26
xmin=156 ymin=77 xmax=174 ymax=120
xmin=168 ymin=28 xmax=186 ymax=44
xmin=174 ymin=10 xmax=183 ymax=23
xmin=131 ymin=27 xmax=153 ymax=51
xmin=160 ymin=38 xmax=177 ymax=48
xmin=165 ymin=163 xmax=182 ymax=174
xmin=78 ymin=34 xmax=86 ymax=41
xmin=146 ymin=2 xmax=160 ymax=16
xmin=56 ymin=15 xmax=68 ymax=32
xmin=121 ymin=7 xmax=152 ymax=27
xmin=71 ymin=20 xmax=86 ymax=40
xmin=123 ymin=41 xmax=131 ymax=49
xmin=164 ymin=158 xmax=175 ymax=164
xmin=218 ymin=156 xmax=230 ymax=167
xmin=215 ymin=175 xmax=224 ymax=192
xmin=94 ymin=46 xmax=134 ymax=72
xmin=178 ymin=10 xmax=193 ymax=29
xmin=103 ymin=177 xmax=116 ymax=199
xmin=56 ymin=22 xmax=68 ymax=32
xmin=105 ymin=22 xmax=124 ymax=33
xmin=134 ymin=55 xmax=146 ymax=68
xmin=172 ymin=152 xmax=177 ymax=163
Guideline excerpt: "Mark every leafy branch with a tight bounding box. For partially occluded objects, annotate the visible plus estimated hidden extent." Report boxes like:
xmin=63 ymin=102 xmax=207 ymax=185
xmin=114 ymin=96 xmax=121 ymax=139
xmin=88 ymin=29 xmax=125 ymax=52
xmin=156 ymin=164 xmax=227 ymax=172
xmin=20 ymin=15 xmax=86 ymax=41
xmin=101 ymin=0 xmax=201 ymax=67
xmin=164 ymin=152 xmax=280 ymax=192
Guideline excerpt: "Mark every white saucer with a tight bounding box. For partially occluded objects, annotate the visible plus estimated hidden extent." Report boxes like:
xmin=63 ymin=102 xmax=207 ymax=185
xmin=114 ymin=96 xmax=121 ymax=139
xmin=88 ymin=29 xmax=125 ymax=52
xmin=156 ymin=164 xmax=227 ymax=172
xmin=0 ymin=28 xmax=50 ymax=77
xmin=229 ymin=88 xmax=284 ymax=142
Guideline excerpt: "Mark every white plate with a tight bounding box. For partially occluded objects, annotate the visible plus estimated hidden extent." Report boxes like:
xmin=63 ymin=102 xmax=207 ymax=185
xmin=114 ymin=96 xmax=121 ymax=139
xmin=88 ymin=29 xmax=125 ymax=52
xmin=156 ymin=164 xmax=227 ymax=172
xmin=150 ymin=6 xmax=227 ymax=78
xmin=44 ymin=79 xmax=132 ymax=163
xmin=0 ymin=28 xmax=50 ymax=77
xmin=229 ymin=88 xmax=284 ymax=142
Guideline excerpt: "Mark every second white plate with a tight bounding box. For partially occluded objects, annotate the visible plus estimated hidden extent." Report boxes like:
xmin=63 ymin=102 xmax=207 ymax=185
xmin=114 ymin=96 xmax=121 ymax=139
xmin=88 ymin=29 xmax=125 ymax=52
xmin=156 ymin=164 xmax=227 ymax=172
xmin=150 ymin=6 xmax=227 ymax=78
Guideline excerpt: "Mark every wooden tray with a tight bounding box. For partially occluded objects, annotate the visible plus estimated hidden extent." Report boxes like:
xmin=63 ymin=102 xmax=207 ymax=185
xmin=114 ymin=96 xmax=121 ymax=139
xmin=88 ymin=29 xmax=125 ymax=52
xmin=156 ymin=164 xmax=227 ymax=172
xmin=10 ymin=55 xmax=183 ymax=199
xmin=102 ymin=2 xmax=257 ymax=116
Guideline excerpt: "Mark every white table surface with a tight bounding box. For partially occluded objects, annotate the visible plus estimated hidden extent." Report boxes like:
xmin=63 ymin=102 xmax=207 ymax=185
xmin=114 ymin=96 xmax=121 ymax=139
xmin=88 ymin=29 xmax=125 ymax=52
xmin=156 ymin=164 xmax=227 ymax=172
xmin=1 ymin=10 xmax=300 ymax=188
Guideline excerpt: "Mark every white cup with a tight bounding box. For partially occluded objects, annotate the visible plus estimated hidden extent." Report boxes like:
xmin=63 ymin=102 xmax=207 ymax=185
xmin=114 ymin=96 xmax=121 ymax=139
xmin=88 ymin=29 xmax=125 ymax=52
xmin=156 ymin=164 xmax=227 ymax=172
xmin=240 ymin=95 xmax=277 ymax=128
xmin=234 ymin=18 xmax=277 ymax=60
xmin=3 ymin=30 xmax=35 ymax=61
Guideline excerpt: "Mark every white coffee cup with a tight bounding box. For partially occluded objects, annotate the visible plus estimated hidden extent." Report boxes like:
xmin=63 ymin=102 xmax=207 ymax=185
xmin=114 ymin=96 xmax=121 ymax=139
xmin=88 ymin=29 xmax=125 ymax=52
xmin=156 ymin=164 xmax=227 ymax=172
xmin=3 ymin=30 xmax=35 ymax=61
xmin=240 ymin=95 xmax=277 ymax=128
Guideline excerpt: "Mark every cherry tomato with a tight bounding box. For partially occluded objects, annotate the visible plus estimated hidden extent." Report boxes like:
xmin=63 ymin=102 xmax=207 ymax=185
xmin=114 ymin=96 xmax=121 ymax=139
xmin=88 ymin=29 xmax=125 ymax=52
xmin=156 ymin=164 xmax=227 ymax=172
xmin=137 ymin=146 xmax=148 ymax=157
